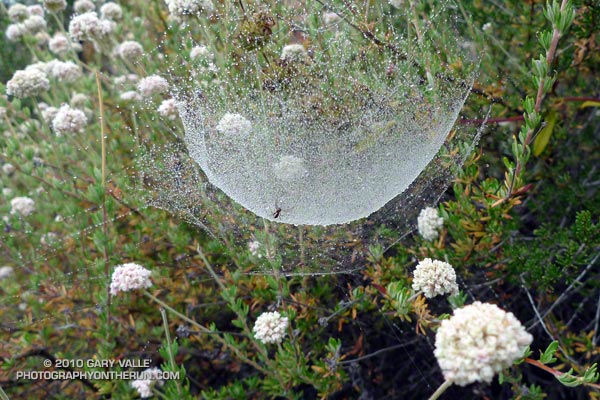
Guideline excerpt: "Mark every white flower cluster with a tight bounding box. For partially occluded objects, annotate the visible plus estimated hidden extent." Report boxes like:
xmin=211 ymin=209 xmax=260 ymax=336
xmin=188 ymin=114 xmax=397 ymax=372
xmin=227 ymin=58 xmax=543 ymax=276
xmin=412 ymin=258 xmax=458 ymax=298
xmin=253 ymin=311 xmax=289 ymax=344
xmin=273 ymin=155 xmax=308 ymax=182
xmin=215 ymin=113 xmax=252 ymax=137
xmin=190 ymin=45 xmax=212 ymax=61
xmin=40 ymin=103 xmax=59 ymax=122
xmin=23 ymin=15 xmax=47 ymax=33
xmin=8 ymin=4 xmax=29 ymax=22
xmin=417 ymin=206 xmax=444 ymax=241
xmin=248 ymin=240 xmax=262 ymax=258
xmin=164 ymin=0 xmax=215 ymax=19
xmin=434 ymin=301 xmax=533 ymax=386
xmin=28 ymin=5 xmax=45 ymax=17
xmin=110 ymin=263 xmax=153 ymax=295
xmin=100 ymin=3 xmax=123 ymax=20
xmin=49 ymin=33 xmax=81 ymax=56
xmin=2 ymin=163 xmax=15 ymax=176
xmin=157 ymin=99 xmax=179 ymax=120
xmin=120 ymin=91 xmax=143 ymax=102
xmin=71 ymin=93 xmax=88 ymax=109
xmin=43 ymin=0 xmax=67 ymax=12
xmin=137 ymin=75 xmax=169 ymax=98
xmin=68 ymin=12 xmax=115 ymax=42
xmin=10 ymin=196 xmax=36 ymax=217
xmin=6 ymin=67 xmax=50 ymax=98
xmin=5 ymin=24 xmax=27 ymax=42
xmin=131 ymin=367 xmax=164 ymax=398
xmin=114 ymin=74 xmax=139 ymax=87
xmin=52 ymin=104 xmax=88 ymax=136
xmin=49 ymin=61 xmax=82 ymax=82
xmin=0 ymin=266 xmax=14 ymax=280
xmin=6 ymin=4 xmax=48 ymax=42
xmin=280 ymin=44 xmax=308 ymax=62
xmin=117 ymin=41 xmax=144 ymax=60
xmin=74 ymin=0 xmax=95 ymax=14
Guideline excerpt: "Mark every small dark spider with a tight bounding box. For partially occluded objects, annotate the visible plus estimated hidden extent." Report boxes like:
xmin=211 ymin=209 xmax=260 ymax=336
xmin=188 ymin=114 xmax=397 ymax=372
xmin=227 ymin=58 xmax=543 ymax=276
xmin=272 ymin=207 xmax=282 ymax=219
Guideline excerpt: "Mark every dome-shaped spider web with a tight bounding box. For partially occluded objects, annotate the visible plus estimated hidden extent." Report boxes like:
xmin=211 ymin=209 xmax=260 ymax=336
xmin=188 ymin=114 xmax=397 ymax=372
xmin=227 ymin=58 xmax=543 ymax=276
xmin=136 ymin=0 xmax=483 ymax=274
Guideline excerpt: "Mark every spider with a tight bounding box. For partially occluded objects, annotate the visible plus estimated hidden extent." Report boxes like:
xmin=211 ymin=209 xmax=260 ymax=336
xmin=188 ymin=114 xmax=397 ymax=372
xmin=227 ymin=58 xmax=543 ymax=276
xmin=272 ymin=207 xmax=282 ymax=219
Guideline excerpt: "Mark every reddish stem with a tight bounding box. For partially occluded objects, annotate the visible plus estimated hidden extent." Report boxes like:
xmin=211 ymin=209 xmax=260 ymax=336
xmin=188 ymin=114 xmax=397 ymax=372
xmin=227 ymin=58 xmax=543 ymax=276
xmin=525 ymin=358 xmax=600 ymax=390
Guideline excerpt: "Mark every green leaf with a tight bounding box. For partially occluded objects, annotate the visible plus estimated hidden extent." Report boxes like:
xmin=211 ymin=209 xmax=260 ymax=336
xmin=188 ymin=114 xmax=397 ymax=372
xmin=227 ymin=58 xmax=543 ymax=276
xmin=539 ymin=341 xmax=559 ymax=364
xmin=533 ymin=110 xmax=558 ymax=156
xmin=580 ymin=101 xmax=600 ymax=108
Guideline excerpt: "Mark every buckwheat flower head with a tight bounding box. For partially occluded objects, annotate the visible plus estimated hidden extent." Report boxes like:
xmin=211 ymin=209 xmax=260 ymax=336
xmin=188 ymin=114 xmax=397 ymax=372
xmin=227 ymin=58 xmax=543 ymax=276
xmin=70 ymin=93 xmax=89 ymax=108
xmin=23 ymin=15 xmax=47 ymax=34
xmin=10 ymin=196 xmax=35 ymax=216
xmin=35 ymin=31 xmax=50 ymax=45
xmin=8 ymin=4 xmax=29 ymax=22
xmin=0 ymin=266 xmax=14 ymax=280
xmin=216 ymin=113 xmax=252 ymax=137
xmin=27 ymin=61 xmax=53 ymax=75
xmin=69 ymin=12 xmax=114 ymax=42
xmin=3 ymin=188 xmax=13 ymax=197
xmin=273 ymin=155 xmax=308 ymax=182
xmin=110 ymin=263 xmax=153 ymax=295
xmin=281 ymin=44 xmax=308 ymax=62
xmin=114 ymin=74 xmax=139 ymax=87
xmin=73 ymin=0 xmax=95 ymax=14
xmin=389 ymin=0 xmax=404 ymax=8
xmin=482 ymin=22 xmax=493 ymax=32
xmin=137 ymin=75 xmax=169 ymax=97
xmin=117 ymin=40 xmax=144 ymax=60
xmin=49 ymin=61 xmax=82 ymax=82
xmin=120 ymin=90 xmax=143 ymax=102
xmin=164 ymin=0 xmax=215 ymax=19
xmin=52 ymin=104 xmax=87 ymax=136
xmin=49 ymin=33 xmax=75 ymax=55
xmin=6 ymin=23 xmax=27 ymax=42
xmin=43 ymin=0 xmax=67 ymax=12
xmin=28 ymin=5 xmax=45 ymax=17
xmin=2 ymin=163 xmax=15 ymax=176
xmin=248 ymin=240 xmax=262 ymax=258
xmin=190 ymin=45 xmax=212 ymax=60
xmin=6 ymin=68 xmax=50 ymax=98
xmin=157 ymin=98 xmax=179 ymax=120
xmin=434 ymin=301 xmax=533 ymax=386
xmin=253 ymin=311 xmax=289 ymax=344
xmin=41 ymin=106 xmax=59 ymax=122
xmin=131 ymin=367 xmax=164 ymax=398
xmin=417 ymin=206 xmax=444 ymax=241
xmin=412 ymin=258 xmax=458 ymax=298
xmin=100 ymin=3 xmax=123 ymax=20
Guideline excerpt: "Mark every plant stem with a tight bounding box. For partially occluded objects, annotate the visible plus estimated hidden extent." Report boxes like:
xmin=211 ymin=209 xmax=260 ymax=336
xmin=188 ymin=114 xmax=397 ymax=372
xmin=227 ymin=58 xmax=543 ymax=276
xmin=428 ymin=379 xmax=452 ymax=400
xmin=144 ymin=291 xmax=269 ymax=374
xmin=0 ymin=384 xmax=10 ymax=400
xmin=195 ymin=246 xmax=271 ymax=360
xmin=510 ymin=0 xmax=569 ymax=190
xmin=96 ymin=70 xmax=111 ymax=331
xmin=525 ymin=358 xmax=600 ymax=390
xmin=160 ymin=308 xmax=182 ymax=396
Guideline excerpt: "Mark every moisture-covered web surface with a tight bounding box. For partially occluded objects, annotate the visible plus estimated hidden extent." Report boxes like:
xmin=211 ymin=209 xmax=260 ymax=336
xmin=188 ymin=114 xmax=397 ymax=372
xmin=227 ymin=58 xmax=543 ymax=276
xmin=135 ymin=0 xmax=482 ymax=274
